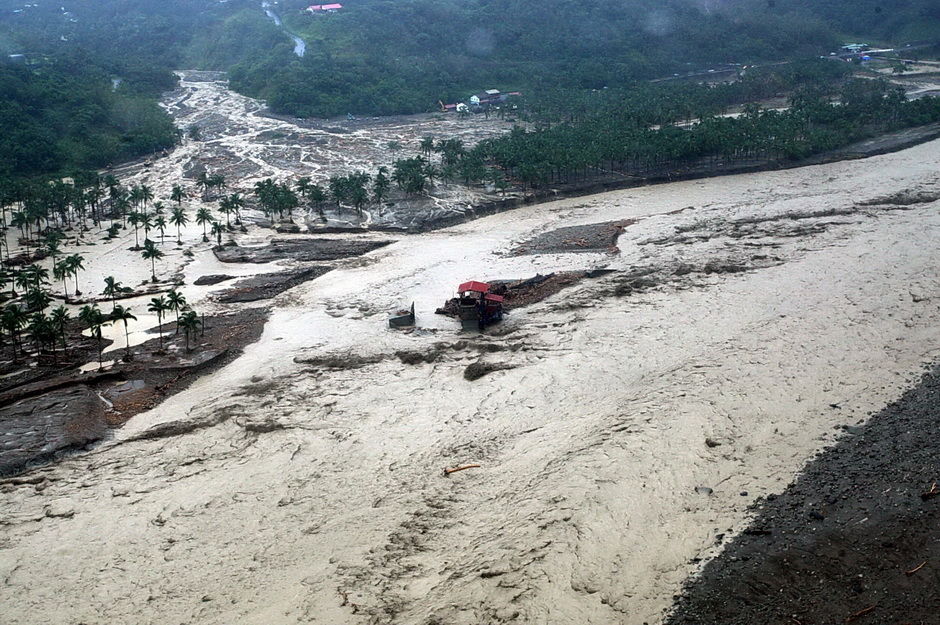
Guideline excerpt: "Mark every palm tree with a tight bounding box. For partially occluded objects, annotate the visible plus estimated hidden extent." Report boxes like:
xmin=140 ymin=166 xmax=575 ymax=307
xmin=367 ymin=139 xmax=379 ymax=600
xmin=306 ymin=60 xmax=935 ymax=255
xmin=128 ymin=186 xmax=144 ymax=210
xmin=139 ymin=184 xmax=154 ymax=211
xmin=208 ymin=174 xmax=226 ymax=198
xmin=147 ymin=296 xmax=169 ymax=351
xmin=128 ymin=211 xmax=143 ymax=249
xmin=228 ymin=193 xmax=245 ymax=225
xmin=210 ymin=222 xmax=225 ymax=246
xmin=66 ymin=254 xmax=85 ymax=296
xmin=218 ymin=197 xmax=233 ymax=228
xmin=141 ymin=212 xmax=154 ymax=244
xmin=195 ymin=208 xmax=213 ymax=242
xmin=196 ymin=172 xmax=211 ymax=200
xmin=79 ymin=304 xmax=108 ymax=368
xmin=141 ymin=240 xmax=164 ymax=282
xmin=154 ymin=215 xmax=167 ymax=244
xmin=27 ymin=312 xmax=54 ymax=358
xmin=102 ymin=276 xmax=123 ymax=311
xmin=178 ymin=309 xmax=201 ymax=352
xmin=373 ymin=166 xmax=391 ymax=204
xmin=54 ymin=259 xmax=70 ymax=299
xmin=171 ymin=184 xmax=185 ymax=207
xmin=49 ymin=305 xmax=69 ymax=349
xmin=1 ymin=303 xmax=27 ymax=360
xmin=296 ymin=177 xmax=312 ymax=197
xmin=114 ymin=194 xmax=130 ymax=228
xmin=111 ymin=304 xmax=137 ymax=361
xmin=420 ymin=136 xmax=435 ymax=156
xmin=309 ymin=184 xmax=326 ymax=215
xmin=167 ymin=289 xmax=186 ymax=333
xmin=170 ymin=206 xmax=188 ymax=245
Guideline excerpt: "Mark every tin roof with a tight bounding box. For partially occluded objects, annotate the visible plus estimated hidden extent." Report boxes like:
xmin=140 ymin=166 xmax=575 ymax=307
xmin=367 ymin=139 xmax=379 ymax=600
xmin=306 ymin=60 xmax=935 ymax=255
xmin=458 ymin=281 xmax=490 ymax=294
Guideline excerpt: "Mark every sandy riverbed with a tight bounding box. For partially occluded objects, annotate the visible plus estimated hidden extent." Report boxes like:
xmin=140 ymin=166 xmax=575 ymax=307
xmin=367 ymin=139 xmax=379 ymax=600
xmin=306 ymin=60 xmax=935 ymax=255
xmin=2 ymin=130 xmax=940 ymax=625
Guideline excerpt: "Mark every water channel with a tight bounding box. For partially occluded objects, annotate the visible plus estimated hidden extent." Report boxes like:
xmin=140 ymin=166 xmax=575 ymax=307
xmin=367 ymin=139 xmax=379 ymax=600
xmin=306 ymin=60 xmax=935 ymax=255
xmin=261 ymin=1 xmax=306 ymax=57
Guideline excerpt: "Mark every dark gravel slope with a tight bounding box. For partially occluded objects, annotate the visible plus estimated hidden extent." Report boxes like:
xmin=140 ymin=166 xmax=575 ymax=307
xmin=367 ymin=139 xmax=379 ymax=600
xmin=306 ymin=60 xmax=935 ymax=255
xmin=666 ymin=364 xmax=940 ymax=625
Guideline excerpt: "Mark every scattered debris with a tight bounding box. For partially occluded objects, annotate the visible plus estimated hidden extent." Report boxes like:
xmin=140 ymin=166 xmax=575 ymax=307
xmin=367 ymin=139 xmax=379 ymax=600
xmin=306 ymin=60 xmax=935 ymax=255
xmin=193 ymin=274 xmax=235 ymax=286
xmin=920 ymin=482 xmax=938 ymax=501
xmin=213 ymin=238 xmax=392 ymax=263
xmin=443 ymin=464 xmax=481 ymax=477
xmin=844 ymin=604 xmax=877 ymax=623
xmin=904 ymin=561 xmax=927 ymax=576
xmin=463 ymin=361 xmax=515 ymax=381
xmin=513 ymin=220 xmax=635 ymax=255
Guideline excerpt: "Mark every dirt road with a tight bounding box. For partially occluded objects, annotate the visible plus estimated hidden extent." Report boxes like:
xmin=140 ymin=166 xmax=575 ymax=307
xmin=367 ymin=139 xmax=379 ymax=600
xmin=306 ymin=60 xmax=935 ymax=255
xmin=1 ymin=137 xmax=939 ymax=625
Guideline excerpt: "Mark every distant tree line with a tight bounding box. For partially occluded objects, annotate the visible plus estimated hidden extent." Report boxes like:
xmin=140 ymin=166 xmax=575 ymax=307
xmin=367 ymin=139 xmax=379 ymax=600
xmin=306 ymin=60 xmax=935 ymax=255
xmin=331 ymin=78 xmax=940 ymax=197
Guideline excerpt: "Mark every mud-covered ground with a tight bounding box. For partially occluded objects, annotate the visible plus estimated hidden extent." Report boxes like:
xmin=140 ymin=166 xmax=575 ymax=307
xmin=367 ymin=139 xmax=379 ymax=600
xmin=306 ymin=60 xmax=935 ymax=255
xmin=120 ymin=71 xmax=518 ymax=232
xmin=667 ymin=363 xmax=940 ymax=625
xmin=213 ymin=238 xmax=393 ymax=263
xmin=0 ymin=307 xmax=267 ymax=475
xmin=512 ymin=219 xmax=635 ymax=255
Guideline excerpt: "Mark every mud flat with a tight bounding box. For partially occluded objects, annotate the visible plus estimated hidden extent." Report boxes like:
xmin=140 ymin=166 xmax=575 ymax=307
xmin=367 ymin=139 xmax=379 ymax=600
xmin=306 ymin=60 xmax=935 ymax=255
xmin=213 ymin=238 xmax=392 ymax=263
xmin=0 ymin=308 xmax=267 ymax=475
xmin=214 ymin=266 xmax=331 ymax=303
xmin=512 ymin=220 xmax=635 ymax=255
xmin=666 ymin=363 xmax=940 ymax=625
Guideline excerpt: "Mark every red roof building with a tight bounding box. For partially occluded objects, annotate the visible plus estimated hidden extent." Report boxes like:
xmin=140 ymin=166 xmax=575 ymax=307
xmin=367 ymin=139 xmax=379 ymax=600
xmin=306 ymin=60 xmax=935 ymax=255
xmin=458 ymin=281 xmax=490 ymax=294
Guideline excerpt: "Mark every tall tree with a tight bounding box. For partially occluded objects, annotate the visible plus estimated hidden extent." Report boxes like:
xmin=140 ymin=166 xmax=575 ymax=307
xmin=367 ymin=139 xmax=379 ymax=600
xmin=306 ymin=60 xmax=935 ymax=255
xmin=167 ymin=289 xmax=186 ymax=333
xmin=141 ymin=240 xmax=164 ymax=282
xmin=170 ymin=206 xmax=189 ymax=245
xmin=195 ymin=207 xmax=213 ymax=242
xmin=111 ymin=304 xmax=137 ymax=361
xmin=147 ymin=296 xmax=169 ymax=351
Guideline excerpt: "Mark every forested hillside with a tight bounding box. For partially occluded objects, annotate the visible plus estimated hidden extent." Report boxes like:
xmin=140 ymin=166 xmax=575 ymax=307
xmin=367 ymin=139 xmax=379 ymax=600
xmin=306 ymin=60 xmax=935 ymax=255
xmin=1 ymin=0 xmax=939 ymax=180
xmin=0 ymin=58 xmax=177 ymax=179
xmin=235 ymin=0 xmax=841 ymax=117
xmin=0 ymin=0 xmax=260 ymax=179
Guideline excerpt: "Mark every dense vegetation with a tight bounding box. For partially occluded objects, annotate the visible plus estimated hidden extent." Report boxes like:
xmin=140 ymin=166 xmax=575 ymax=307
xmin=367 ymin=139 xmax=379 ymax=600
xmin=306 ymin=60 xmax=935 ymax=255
xmin=357 ymin=77 xmax=940 ymax=198
xmin=225 ymin=0 xmax=940 ymax=118
xmin=1 ymin=0 xmax=939 ymax=182
xmin=0 ymin=58 xmax=178 ymax=179
xmin=235 ymin=0 xmax=843 ymax=117
xmin=0 ymin=0 xmax=255 ymax=180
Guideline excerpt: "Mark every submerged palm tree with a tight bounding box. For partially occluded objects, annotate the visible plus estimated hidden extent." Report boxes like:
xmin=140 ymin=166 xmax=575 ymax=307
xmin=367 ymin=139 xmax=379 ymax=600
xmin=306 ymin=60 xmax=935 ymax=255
xmin=147 ymin=296 xmax=169 ymax=351
xmin=79 ymin=304 xmax=109 ymax=368
xmin=111 ymin=304 xmax=137 ymax=361
xmin=141 ymin=240 xmax=164 ymax=282
xmin=178 ymin=309 xmax=201 ymax=352
xmin=167 ymin=289 xmax=186 ymax=333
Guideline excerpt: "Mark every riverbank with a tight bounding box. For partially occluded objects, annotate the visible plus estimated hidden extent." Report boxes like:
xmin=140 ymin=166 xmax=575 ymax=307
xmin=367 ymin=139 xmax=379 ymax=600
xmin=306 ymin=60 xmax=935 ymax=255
xmin=666 ymin=362 xmax=940 ymax=625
